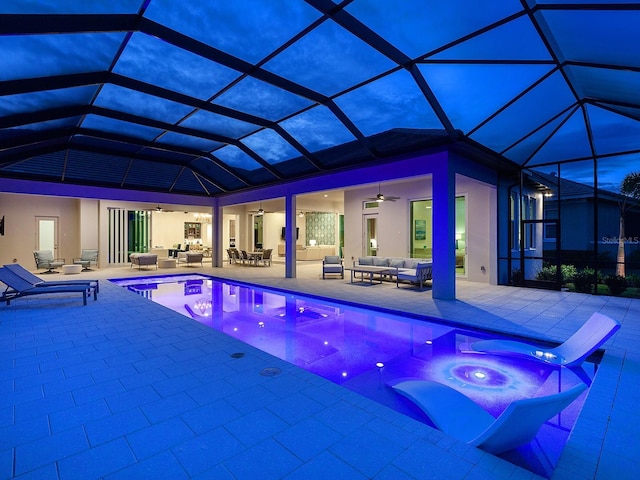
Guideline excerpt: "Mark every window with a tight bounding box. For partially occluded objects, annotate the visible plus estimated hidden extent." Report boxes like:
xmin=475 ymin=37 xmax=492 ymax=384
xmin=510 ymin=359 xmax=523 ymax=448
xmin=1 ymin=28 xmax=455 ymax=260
xmin=545 ymin=208 xmax=558 ymax=240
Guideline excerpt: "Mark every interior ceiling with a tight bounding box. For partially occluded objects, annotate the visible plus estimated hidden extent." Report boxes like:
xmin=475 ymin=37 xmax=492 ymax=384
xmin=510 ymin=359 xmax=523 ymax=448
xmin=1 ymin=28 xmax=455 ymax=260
xmin=1 ymin=1 xmax=638 ymax=197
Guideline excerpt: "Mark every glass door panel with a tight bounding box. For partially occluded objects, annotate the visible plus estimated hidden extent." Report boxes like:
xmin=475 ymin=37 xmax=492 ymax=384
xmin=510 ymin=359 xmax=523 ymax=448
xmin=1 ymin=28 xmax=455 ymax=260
xmin=364 ymin=214 xmax=377 ymax=256
xmin=411 ymin=200 xmax=432 ymax=258
xmin=36 ymin=217 xmax=58 ymax=257
xmin=455 ymin=196 xmax=466 ymax=276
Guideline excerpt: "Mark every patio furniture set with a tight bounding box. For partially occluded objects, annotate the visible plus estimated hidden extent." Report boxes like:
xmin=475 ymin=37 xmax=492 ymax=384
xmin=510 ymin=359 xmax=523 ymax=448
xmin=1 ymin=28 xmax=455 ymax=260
xmin=227 ymin=248 xmax=273 ymax=267
xmin=130 ymin=252 xmax=204 ymax=270
xmin=33 ymin=249 xmax=99 ymax=274
xmin=323 ymin=255 xmax=433 ymax=289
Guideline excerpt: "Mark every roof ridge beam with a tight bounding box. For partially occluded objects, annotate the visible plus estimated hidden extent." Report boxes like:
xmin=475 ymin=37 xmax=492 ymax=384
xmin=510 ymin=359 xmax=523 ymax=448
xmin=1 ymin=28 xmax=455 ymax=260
xmin=0 ymin=13 xmax=140 ymax=34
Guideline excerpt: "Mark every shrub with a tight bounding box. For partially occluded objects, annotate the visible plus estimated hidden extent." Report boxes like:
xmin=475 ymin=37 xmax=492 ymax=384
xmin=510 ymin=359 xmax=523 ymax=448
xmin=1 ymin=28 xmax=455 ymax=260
xmin=573 ymin=268 xmax=596 ymax=293
xmin=561 ymin=264 xmax=578 ymax=283
xmin=536 ymin=265 xmax=557 ymax=282
xmin=535 ymin=264 xmax=577 ymax=284
xmin=625 ymin=273 xmax=640 ymax=288
xmin=604 ymin=275 xmax=627 ymax=296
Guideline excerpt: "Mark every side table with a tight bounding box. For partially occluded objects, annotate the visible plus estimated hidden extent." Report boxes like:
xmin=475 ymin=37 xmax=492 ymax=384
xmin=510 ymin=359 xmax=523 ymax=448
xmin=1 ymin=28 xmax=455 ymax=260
xmin=62 ymin=264 xmax=83 ymax=275
xmin=158 ymin=258 xmax=177 ymax=268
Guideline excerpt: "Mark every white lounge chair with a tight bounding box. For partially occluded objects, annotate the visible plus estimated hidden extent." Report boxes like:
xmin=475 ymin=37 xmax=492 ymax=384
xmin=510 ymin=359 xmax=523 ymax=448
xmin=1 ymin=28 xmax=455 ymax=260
xmin=470 ymin=312 xmax=620 ymax=367
xmin=388 ymin=379 xmax=586 ymax=454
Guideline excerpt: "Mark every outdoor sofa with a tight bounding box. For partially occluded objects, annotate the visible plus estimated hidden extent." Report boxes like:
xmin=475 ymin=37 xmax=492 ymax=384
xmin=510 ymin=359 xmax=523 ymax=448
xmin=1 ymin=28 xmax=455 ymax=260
xmin=130 ymin=253 xmax=158 ymax=270
xmin=354 ymin=256 xmax=433 ymax=288
xmin=177 ymin=252 xmax=204 ymax=267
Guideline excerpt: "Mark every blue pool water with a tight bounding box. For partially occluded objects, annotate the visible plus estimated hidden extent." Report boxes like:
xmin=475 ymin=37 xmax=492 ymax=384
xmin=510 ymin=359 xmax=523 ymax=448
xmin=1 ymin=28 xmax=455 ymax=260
xmin=111 ymin=274 xmax=593 ymax=477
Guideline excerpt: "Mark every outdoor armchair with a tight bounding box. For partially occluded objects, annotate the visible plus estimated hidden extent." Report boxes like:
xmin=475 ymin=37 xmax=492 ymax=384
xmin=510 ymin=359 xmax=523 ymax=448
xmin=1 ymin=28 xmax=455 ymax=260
xmin=33 ymin=250 xmax=65 ymax=274
xmin=322 ymin=255 xmax=344 ymax=279
xmin=73 ymin=249 xmax=99 ymax=271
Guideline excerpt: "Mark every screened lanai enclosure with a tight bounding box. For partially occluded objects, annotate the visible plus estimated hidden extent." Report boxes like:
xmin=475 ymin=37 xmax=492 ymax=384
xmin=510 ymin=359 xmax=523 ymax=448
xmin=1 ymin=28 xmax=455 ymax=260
xmin=1 ymin=1 xmax=640 ymax=290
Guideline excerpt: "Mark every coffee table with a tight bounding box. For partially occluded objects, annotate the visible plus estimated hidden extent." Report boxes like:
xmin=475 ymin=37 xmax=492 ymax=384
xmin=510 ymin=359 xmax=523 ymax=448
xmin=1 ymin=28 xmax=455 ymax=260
xmin=158 ymin=258 xmax=177 ymax=268
xmin=61 ymin=264 xmax=82 ymax=275
xmin=346 ymin=265 xmax=395 ymax=284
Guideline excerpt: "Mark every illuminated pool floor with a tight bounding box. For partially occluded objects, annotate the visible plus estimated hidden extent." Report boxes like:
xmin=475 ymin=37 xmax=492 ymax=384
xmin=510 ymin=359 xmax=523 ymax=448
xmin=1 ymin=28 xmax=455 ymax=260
xmin=112 ymin=273 xmax=592 ymax=476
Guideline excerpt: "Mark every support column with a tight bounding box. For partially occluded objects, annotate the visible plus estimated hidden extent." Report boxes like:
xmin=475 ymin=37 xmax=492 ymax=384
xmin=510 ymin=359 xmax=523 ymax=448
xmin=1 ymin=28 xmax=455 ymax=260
xmin=212 ymin=198 xmax=223 ymax=268
xmin=285 ymin=194 xmax=297 ymax=278
xmin=432 ymin=159 xmax=456 ymax=300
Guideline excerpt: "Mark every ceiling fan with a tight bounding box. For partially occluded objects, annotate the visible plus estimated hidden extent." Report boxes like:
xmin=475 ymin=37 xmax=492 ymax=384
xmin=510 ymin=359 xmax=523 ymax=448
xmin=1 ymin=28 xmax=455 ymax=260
xmin=154 ymin=205 xmax=179 ymax=213
xmin=248 ymin=202 xmax=272 ymax=215
xmin=367 ymin=184 xmax=400 ymax=203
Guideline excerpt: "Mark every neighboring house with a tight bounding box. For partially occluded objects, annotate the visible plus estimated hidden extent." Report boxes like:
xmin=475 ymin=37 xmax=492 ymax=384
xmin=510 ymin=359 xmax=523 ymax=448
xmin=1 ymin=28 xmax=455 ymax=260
xmin=525 ymin=170 xmax=640 ymax=275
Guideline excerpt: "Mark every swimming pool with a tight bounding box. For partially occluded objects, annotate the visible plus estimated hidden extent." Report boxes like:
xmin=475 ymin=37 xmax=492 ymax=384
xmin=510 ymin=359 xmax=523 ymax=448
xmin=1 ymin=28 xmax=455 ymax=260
xmin=111 ymin=273 xmax=592 ymax=477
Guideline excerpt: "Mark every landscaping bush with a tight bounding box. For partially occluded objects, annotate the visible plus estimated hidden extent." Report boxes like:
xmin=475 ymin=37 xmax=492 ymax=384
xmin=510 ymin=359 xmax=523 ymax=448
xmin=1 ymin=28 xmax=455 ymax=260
xmin=536 ymin=265 xmax=557 ymax=282
xmin=625 ymin=273 xmax=640 ymax=288
xmin=561 ymin=264 xmax=578 ymax=283
xmin=573 ymin=268 xmax=596 ymax=293
xmin=535 ymin=264 xmax=577 ymax=284
xmin=604 ymin=275 xmax=627 ymax=296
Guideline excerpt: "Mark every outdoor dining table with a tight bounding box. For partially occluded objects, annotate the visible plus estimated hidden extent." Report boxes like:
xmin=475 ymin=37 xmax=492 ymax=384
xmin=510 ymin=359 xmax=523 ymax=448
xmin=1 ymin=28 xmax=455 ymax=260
xmin=247 ymin=251 xmax=263 ymax=266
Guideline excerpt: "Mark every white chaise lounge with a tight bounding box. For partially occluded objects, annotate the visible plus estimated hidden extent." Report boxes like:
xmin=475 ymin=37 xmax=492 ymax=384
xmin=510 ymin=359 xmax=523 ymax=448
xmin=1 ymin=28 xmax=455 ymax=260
xmin=388 ymin=379 xmax=586 ymax=454
xmin=470 ymin=312 xmax=620 ymax=367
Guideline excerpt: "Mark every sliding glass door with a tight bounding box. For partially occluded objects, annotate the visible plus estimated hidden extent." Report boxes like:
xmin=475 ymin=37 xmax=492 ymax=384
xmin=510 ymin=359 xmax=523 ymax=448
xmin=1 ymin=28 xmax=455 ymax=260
xmin=410 ymin=196 xmax=467 ymax=275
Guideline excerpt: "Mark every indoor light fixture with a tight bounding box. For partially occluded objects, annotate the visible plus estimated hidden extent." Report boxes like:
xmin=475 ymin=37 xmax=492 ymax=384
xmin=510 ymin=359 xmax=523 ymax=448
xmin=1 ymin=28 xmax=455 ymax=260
xmin=194 ymin=213 xmax=211 ymax=223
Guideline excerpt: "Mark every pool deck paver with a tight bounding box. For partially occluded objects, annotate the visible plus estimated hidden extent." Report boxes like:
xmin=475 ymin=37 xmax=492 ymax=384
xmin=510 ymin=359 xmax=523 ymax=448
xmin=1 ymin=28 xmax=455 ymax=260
xmin=0 ymin=261 xmax=638 ymax=479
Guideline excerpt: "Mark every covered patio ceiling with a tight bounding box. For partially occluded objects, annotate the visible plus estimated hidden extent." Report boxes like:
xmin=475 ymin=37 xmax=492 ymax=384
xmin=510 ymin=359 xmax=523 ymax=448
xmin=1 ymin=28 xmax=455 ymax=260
xmin=1 ymin=1 xmax=638 ymax=197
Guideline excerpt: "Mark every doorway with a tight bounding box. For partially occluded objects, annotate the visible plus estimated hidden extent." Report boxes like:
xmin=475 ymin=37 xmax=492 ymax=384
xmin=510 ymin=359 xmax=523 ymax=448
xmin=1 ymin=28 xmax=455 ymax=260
xmin=253 ymin=214 xmax=264 ymax=250
xmin=409 ymin=196 xmax=467 ymax=275
xmin=36 ymin=216 xmax=59 ymax=257
xmin=455 ymin=195 xmax=467 ymax=277
xmin=363 ymin=214 xmax=378 ymax=256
